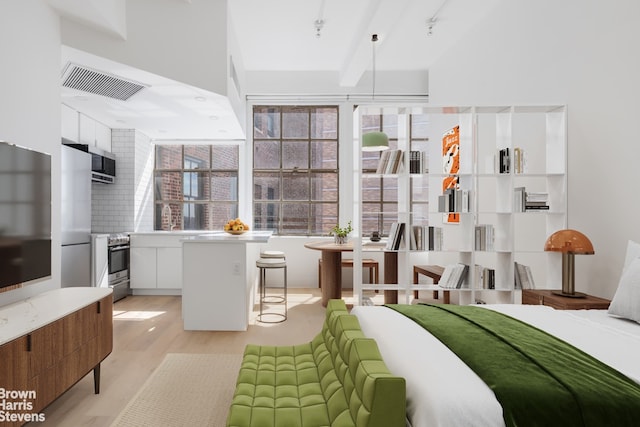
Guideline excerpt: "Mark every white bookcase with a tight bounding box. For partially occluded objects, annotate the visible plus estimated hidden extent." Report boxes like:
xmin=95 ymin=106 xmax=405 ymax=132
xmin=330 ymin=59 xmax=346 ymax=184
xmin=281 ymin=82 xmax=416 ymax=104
xmin=351 ymin=105 xmax=567 ymax=306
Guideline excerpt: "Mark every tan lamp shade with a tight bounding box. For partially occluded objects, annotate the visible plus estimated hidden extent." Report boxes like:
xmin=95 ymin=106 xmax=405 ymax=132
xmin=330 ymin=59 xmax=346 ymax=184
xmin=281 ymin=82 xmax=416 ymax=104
xmin=362 ymin=131 xmax=389 ymax=151
xmin=544 ymin=229 xmax=595 ymax=254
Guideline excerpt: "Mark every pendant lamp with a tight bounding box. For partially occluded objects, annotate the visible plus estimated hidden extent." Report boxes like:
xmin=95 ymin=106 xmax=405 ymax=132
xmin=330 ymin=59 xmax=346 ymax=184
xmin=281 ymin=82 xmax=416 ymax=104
xmin=362 ymin=34 xmax=389 ymax=151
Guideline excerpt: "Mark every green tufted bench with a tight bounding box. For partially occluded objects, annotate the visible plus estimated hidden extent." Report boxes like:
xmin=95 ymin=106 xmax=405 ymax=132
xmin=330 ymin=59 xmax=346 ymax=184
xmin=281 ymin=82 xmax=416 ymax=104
xmin=226 ymin=299 xmax=406 ymax=427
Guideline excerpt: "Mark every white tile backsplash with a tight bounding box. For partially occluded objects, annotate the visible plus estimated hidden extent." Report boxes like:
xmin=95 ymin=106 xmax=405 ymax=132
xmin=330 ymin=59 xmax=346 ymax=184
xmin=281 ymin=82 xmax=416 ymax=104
xmin=91 ymin=129 xmax=154 ymax=233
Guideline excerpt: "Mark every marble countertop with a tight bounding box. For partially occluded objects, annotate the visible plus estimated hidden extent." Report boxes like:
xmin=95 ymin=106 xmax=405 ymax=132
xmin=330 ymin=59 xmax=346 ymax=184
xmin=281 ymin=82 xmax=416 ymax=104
xmin=0 ymin=287 xmax=112 ymax=345
xmin=183 ymin=230 xmax=273 ymax=243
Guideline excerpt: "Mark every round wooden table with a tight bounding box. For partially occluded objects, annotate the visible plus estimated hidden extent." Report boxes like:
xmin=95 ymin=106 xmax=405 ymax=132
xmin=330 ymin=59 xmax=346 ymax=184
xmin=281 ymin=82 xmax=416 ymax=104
xmin=304 ymin=240 xmax=354 ymax=307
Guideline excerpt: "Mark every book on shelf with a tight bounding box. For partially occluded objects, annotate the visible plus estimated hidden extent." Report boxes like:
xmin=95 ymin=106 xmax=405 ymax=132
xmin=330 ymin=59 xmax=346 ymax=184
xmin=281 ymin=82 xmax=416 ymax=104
xmin=482 ymin=268 xmax=495 ymax=289
xmin=513 ymin=147 xmax=526 ymax=174
xmin=474 ymin=224 xmax=494 ymax=251
xmin=514 ymin=262 xmax=535 ymax=289
xmin=497 ymin=148 xmax=510 ymax=174
xmin=437 ymin=188 xmax=471 ymax=213
xmin=409 ymin=150 xmax=428 ymax=174
xmin=439 ymin=263 xmax=468 ymax=289
xmin=514 ymin=187 xmax=550 ymax=212
xmin=384 ymin=222 xmax=405 ymax=250
xmin=376 ymin=149 xmax=404 ymax=174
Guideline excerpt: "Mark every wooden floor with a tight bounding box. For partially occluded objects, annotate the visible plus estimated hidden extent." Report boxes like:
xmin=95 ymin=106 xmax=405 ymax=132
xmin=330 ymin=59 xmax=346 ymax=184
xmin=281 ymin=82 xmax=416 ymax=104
xmin=35 ymin=289 xmax=330 ymax=427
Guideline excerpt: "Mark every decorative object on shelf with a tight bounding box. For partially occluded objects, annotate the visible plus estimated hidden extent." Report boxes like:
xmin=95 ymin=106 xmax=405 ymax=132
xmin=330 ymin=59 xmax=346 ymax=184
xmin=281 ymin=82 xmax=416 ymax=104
xmin=223 ymin=218 xmax=250 ymax=234
xmin=544 ymin=229 xmax=595 ymax=298
xmin=442 ymin=125 xmax=460 ymax=223
xmin=330 ymin=221 xmax=352 ymax=244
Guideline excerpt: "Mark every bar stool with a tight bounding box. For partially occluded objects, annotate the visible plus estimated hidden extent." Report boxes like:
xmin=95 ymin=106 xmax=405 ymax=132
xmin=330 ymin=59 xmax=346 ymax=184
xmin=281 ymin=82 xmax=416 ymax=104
xmin=256 ymin=256 xmax=287 ymax=323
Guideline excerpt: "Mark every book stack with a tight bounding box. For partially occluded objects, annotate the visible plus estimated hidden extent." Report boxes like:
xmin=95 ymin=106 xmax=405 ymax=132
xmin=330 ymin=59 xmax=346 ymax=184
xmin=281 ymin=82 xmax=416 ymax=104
xmin=439 ymin=263 xmax=469 ymax=289
xmin=514 ymin=262 xmax=535 ymax=289
xmin=497 ymin=148 xmax=510 ymax=174
xmin=412 ymin=225 xmax=443 ymax=251
xmin=474 ymin=224 xmax=495 ymax=251
xmin=482 ymin=268 xmax=496 ymax=289
xmin=376 ymin=149 xmax=404 ymax=174
xmin=525 ymin=192 xmax=549 ymax=211
xmin=513 ymin=188 xmax=550 ymax=212
xmin=438 ymin=188 xmax=470 ymax=213
xmin=409 ymin=150 xmax=427 ymax=174
xmin=385 ymin=222 xmax=405 ymax=250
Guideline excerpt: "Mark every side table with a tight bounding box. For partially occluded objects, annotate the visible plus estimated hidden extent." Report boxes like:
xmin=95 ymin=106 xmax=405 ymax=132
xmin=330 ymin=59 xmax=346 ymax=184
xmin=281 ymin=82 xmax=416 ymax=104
xmin=522 ymin=289 xmax=611 ymax=310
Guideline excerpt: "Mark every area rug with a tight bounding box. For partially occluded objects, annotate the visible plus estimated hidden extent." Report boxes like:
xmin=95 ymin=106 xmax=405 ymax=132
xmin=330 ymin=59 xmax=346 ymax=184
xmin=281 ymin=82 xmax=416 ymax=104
xmin=111 ymin=353 xmax=242 ymax=427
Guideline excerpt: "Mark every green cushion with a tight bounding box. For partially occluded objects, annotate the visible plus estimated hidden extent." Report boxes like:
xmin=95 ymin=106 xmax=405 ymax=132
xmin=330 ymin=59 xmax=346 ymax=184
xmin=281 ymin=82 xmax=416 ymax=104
xmin=226 ymin=299 xmax=405 ymax=427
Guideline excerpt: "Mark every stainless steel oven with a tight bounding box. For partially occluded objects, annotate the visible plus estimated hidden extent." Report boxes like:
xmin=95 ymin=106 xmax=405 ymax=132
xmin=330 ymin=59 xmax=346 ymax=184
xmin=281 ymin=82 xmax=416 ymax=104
xmin=107 ymin=233 xmax=130 ymax=301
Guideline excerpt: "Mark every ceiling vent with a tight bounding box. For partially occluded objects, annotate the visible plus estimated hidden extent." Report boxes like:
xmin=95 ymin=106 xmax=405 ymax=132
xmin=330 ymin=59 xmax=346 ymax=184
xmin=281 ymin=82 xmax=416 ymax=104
xmin=61 ymin=63 xmax=147 ymax=101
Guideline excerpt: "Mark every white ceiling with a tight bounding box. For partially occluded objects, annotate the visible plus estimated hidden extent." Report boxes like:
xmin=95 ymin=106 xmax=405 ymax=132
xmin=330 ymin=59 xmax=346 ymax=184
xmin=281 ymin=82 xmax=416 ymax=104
xmin=56 ymin=0 xmax=500 ymax=143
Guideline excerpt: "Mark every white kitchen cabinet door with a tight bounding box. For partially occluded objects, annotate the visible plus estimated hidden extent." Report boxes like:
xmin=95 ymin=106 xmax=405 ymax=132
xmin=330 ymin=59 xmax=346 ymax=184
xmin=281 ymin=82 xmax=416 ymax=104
xmin=130 ymin=247 xmax=157 ymax=289
xmin=94 ymin=120 xmax=112 ymax=152
xmin=61 ymin=104 xmax=79 ymax=142
xmin=157 ymin=247 xmax=182 ymax=289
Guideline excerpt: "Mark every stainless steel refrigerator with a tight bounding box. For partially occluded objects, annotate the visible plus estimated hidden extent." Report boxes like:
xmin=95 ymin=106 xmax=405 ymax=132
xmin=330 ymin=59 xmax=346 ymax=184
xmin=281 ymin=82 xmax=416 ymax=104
xmin=61 ymin=144 xmax=92 ymax=287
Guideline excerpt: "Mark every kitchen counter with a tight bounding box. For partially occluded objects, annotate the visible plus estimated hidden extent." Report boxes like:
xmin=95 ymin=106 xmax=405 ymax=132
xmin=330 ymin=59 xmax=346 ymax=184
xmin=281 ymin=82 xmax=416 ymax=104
xmin=183 ymin=230 xmax=272 ymax=242
xmin=182 ymin=231 xmax=273 ymax=331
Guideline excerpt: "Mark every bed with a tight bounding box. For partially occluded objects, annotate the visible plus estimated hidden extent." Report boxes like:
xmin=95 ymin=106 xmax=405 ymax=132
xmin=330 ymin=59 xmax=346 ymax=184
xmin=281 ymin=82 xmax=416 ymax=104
xmin=350 ymin=241 xmax=640 ymax=427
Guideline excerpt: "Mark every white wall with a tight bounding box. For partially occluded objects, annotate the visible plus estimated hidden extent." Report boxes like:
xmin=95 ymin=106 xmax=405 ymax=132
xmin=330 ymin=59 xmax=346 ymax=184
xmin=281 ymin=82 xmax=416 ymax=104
xmin=428 ymin=0 xmax=640 ymax=298
xmin=0 ymin=1 xmax=62 ymax=305
xmin=60 ymin=0 xmax=228 ymax=95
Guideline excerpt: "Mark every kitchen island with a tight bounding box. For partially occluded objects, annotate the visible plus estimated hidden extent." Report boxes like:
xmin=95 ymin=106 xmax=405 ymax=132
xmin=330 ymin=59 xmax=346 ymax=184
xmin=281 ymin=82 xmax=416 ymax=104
xmin=182 ymin=231 xmax=272 ymax=331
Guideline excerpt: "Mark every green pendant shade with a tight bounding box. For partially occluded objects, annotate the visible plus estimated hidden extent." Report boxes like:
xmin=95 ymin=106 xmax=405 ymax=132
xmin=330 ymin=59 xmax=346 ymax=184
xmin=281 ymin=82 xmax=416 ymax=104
xmin=362 ymin=131 xmax=389 ymax=151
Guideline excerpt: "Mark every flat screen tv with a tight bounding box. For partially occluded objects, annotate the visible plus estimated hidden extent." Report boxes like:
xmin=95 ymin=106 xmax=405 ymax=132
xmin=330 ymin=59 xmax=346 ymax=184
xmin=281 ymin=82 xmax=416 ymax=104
xmin=0 ymin=141 xmax=52 ymax=289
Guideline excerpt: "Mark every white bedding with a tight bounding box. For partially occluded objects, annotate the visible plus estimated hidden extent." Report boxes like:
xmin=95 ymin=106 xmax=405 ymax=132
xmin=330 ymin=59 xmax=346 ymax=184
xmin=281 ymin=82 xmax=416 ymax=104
xmin=351 ymin=304 xmax=640 ymax=427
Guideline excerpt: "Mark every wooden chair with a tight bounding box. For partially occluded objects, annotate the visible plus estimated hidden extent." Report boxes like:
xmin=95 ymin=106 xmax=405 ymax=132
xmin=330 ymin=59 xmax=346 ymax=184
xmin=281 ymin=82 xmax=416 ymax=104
xmin=318 ymin=258 xmax=379 ymax=287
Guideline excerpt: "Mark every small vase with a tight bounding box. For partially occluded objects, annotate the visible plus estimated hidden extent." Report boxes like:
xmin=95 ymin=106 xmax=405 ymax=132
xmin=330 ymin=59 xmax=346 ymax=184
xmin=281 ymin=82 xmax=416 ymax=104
xmin=334 ymin=235 xmax=348 ymax=245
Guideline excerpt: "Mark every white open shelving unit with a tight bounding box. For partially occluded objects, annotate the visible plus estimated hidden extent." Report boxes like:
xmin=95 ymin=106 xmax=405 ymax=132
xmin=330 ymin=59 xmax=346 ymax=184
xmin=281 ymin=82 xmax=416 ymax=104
xmin=351 ymin=105 xmax=567 ymax=306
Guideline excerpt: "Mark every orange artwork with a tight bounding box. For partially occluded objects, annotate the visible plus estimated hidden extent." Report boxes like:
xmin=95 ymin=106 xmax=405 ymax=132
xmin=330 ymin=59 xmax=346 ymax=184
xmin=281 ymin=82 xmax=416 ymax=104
xmin=442 ymin=126 xmax=460 ymax=223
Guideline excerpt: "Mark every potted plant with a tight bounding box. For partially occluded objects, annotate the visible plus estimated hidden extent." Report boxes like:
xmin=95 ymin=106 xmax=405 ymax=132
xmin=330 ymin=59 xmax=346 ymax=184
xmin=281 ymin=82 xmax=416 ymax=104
xmin=330 ymin=221 xmax=352 ymax=244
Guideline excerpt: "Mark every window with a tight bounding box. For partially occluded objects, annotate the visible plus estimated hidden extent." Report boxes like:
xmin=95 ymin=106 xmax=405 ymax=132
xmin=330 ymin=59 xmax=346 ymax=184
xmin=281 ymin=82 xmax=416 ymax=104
xmin=361 ymin=113 xmax=429 ymax=236
xmin=253 ymin=106 xmax=339 ymax=235
xmin=154 ymin=144 xmax=239 ymax=230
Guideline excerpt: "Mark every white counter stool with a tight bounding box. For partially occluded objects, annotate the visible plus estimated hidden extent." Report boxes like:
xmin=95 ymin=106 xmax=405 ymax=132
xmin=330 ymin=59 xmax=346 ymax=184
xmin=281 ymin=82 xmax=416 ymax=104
xmin=260 ymin=250 xmax=286 ymax=260
xmin=256 ymin=256 xmax=287 ymax=323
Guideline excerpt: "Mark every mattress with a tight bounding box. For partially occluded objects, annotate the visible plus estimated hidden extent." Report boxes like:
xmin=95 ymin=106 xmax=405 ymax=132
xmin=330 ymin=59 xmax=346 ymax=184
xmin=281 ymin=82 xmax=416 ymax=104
xmin=351 ymin=304 xmax=640 ymax=427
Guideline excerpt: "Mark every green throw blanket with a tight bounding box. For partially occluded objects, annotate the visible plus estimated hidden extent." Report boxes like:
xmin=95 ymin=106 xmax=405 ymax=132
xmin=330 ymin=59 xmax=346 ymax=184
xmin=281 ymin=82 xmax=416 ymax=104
xmin=386 ymin=303 xmax=640 ymax=427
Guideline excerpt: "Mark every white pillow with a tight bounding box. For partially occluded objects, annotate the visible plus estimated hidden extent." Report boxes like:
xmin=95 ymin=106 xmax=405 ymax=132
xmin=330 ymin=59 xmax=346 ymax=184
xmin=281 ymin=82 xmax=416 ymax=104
xmin=608 ymin=256 xmax=640 ymax=323
xmin=623 ymin=240 xmax=640 ymax=271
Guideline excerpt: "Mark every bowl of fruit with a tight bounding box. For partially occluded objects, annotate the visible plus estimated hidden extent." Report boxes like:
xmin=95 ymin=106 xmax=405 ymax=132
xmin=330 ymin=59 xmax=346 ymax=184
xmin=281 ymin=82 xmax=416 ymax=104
xmin=223 ymin=218 xmax=250 ymax=235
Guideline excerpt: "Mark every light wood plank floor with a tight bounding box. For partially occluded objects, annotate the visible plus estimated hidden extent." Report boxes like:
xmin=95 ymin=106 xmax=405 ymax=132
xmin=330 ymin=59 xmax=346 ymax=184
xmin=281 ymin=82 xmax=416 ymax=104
xmin=34 ymin=289 xmax=333 ymax=427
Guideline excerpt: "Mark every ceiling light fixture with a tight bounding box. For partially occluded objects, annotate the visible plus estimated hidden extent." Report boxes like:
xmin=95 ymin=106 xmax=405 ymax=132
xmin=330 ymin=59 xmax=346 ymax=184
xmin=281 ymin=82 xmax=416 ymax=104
xmin=314 ymin=0 xmax=326 ymax=38
xmin=314 ymin=19 xmax=324 ymax=38
xmin=426 ymin=18 xmax=436 ymax=36
xmin=362 ymin=34 xmax=389 ymax=152
xmin=195 ymin=96 xmax=206 ymax=102
xmin=426 ymin=0 xmax=450 ymax=37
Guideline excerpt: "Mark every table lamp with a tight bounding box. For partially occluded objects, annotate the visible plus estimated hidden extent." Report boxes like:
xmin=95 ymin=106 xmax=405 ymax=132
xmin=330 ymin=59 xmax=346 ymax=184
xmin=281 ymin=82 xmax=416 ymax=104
xmin=544 ymin=229 xmax=594 ymax=298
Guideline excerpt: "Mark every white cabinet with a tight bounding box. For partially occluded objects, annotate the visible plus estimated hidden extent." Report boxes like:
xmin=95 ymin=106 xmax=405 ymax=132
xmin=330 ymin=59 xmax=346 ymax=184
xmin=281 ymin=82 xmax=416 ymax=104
xmin=61 ymin=104 xmax=79 ymax=142
xmin=352 ymin=105 xmax=567 ymax=306
xmin=130 ymin=247 xmax=157 ymax=289
xmin=129 ymin=233 xmax=197 ymax=293
xmin=157 ymin=247 xmax=182 ymax=289
xmin=79 ymin=113 xmax=112 ymax=152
